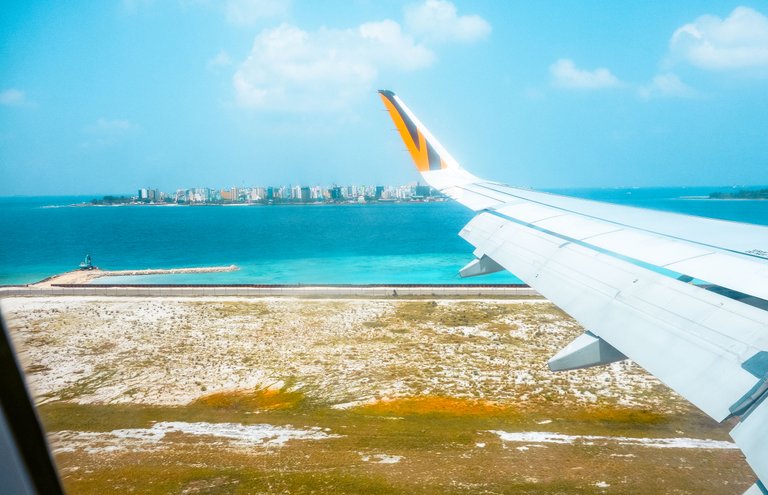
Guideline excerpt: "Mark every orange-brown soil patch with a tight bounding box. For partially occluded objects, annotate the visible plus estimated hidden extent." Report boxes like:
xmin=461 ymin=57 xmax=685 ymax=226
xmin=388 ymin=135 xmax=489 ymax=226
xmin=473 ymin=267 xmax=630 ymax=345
xmin=192 ymin=387 xmax=305 ymax=411
xmin=356 ymin=396 xmax=511 ymax=417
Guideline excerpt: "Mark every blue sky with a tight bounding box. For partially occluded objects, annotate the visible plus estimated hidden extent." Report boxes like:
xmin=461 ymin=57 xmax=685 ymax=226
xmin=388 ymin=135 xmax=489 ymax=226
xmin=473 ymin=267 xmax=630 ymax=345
xmin=1 ymin=0 xmax=767 ymax=195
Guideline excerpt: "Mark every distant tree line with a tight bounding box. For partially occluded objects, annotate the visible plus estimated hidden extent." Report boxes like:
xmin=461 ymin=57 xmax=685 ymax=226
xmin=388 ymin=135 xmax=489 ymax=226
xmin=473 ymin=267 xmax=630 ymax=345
xmin=91 ymin=195 xmax=133 ymax=205
xmin=709 ymin=189 xmax=768 ymax=199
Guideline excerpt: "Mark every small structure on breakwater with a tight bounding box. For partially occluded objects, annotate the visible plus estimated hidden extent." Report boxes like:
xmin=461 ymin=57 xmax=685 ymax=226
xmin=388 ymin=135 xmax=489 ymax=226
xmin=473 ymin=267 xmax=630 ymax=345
xmin=78 ymin=254 xmax=96 ymax=270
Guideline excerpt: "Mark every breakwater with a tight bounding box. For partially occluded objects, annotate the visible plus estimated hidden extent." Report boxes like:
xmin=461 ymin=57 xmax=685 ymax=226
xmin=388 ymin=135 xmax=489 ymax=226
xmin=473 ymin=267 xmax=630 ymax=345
xmin=31 ymin=265 xmax=239 ymax=287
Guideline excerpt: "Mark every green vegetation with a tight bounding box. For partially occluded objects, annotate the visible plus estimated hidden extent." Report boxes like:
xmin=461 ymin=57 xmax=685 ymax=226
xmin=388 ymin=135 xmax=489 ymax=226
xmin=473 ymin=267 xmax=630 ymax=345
xmin=90 ymin=195 xmax=133 ymax=205
xmin=709 ymin=188 xmax=768 ymax=199
xmin=54 ymin=367 xmax=118 ymax=402
xmin=365 ymin=301 xmax=525 ymax=329
xmin=192 ymin=300 xmax=271 ymax=318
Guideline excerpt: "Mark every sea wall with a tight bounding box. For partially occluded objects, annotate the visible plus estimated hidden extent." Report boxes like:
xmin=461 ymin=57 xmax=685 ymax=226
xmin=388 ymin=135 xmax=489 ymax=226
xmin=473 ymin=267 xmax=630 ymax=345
xmin=0 ymin=285 xmax=540 ymax=298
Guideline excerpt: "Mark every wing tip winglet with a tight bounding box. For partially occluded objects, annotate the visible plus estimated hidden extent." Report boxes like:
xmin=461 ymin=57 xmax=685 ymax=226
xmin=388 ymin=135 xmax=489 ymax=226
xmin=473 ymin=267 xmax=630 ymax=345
xmin=377 ymin=89 xmax=448 ymax=173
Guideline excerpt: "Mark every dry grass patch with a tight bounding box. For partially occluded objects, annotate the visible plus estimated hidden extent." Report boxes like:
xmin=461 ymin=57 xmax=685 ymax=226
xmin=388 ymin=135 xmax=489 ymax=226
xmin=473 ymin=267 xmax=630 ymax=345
xmin=355 ymin=396 xmax=512 ymax=417
xmin=193 ymin=386 xmax=306 ymax=411
xmin=391 ymin=301 xmax=510 ymax=327
xmin=193 ymin=301 xmax=270 ymax=318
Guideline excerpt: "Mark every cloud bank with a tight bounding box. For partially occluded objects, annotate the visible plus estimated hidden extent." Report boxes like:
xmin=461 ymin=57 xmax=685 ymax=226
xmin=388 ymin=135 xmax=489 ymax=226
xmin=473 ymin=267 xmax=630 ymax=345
xmin=638 ymin=73 xmax=697 ymax=99
xmin=549 ymin=6 xmax=768 ymax=100
xmin=225 ymin=0 xmax=290 ymax=25
xmin=670 ymin=6 xmax=768 ymax=70
xmin=232 ymin=1 xmax=489 ymax=112
xmin=405 ymin=0 xmax=491 ymax=43
xmin=549 ymin=60 xmax=696 ymax=100
xmin=208 ymin=50 xmax=233 ymax=68
xmin=549 ymin=59 xmax=621 ymax=89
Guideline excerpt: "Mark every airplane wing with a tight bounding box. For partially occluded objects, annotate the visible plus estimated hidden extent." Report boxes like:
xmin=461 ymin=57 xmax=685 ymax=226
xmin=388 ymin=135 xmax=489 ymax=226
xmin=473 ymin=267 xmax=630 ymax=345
xmin=378 ymin=89 xmax=768 ymax=494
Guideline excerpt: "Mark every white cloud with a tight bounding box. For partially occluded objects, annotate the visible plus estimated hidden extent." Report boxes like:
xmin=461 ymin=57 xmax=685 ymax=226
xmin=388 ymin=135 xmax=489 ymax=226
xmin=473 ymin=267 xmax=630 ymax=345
xmin=638 ymin=73 xmax=697 ymax=99
xmin=548 ymin=7 xmax=768 ymax=99
xmin=550 ymin=59 xmax=621 ymax=89
xmin=225 ymin=0 xmax=289 ymax=25
xmin=230 ymin=0 xmax=490 ymax=112
xmin=233 ymin=21 xmax=434 ymax=111
xmin=548 ymin=60 xmax=697 ymax=99
xmin=405 ymin=0 xmax=491 ymax=43
xmin=0 ymin=88 xmax=30 ymax=106
xmin=85 ymin=118 xmax=136 ymax=134
xmin=670 ymin=6 xmax=768 ymax=70
xmin=208 ymin=50 xmax=232 ymax=67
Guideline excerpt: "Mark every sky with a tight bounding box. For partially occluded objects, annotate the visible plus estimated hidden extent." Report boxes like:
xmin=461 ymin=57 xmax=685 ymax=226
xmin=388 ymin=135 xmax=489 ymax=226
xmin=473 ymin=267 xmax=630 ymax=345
xmin=1 ymin=0 xmax=767 ymax=195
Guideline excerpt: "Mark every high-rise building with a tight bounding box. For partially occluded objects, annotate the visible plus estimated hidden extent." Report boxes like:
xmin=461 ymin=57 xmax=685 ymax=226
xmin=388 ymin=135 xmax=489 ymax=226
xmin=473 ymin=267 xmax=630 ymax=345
xmin=250 ymin=187 xmax=265 ymax=201
xmin=415 ymin=184 xmax=431 ymax=197
xmin=291 ymin=185 xmax=301 ymax=201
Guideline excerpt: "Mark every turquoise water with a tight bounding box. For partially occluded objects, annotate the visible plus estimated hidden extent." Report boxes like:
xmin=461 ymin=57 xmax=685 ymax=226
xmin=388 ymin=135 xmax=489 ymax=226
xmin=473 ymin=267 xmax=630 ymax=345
xmin=0 ymin=187 xmax=766 ymax=285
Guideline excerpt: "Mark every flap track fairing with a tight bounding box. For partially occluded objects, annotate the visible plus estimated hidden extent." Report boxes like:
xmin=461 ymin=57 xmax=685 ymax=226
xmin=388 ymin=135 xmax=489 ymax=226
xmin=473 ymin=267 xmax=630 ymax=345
xmin=548 ymin=331 xmax=627 ymax=372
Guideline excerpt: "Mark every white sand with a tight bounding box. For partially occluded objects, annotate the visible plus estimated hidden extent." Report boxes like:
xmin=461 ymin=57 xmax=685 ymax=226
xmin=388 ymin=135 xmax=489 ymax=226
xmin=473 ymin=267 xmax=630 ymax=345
xmin=489 ymin=430 xmax=738 ymax=450
xmin=2 ymin=296 xmax=682 ymax=412
xmin=360 ymin=454 xmax=403 ymax=464
xmin=52 ymin=421 xmax=341 ymax=454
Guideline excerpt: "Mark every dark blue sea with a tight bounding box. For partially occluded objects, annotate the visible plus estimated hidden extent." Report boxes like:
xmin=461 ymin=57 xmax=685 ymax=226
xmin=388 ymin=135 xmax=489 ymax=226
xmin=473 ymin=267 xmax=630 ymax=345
xmin=0 ymin=186 xmax=766 ymax=285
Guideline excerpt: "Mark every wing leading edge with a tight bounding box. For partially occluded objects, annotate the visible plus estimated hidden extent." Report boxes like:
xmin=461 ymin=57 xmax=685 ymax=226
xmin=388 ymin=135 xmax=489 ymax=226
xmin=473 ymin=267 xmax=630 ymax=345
xmin=378 ymin=89 xmax=768 ymax=493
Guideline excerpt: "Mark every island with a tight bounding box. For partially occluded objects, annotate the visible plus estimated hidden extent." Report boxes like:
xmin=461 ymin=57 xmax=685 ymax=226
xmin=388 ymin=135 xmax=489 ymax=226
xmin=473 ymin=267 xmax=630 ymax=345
xmin=709 ymin=188 xmax=768 ymax=200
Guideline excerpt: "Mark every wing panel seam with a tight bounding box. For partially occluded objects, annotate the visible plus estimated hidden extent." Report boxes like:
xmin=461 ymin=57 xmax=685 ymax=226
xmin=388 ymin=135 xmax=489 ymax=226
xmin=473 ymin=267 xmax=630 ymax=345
xmin=482 ymin=209 xmax=768 ymax=314
xmin=473 ymin=183 xmax=768 ymax=262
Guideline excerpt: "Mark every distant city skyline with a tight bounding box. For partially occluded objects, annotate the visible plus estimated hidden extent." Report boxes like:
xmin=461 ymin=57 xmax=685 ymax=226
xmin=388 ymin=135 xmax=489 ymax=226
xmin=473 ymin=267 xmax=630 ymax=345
xmin=124 ymin=182 xmax=441 ymax=204
xmin=2 ymin=2 xmax=768 ymax=195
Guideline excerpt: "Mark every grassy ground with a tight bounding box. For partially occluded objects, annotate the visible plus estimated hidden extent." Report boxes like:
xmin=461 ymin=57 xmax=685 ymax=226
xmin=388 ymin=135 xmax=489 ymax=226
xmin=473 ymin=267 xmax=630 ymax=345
xmin=3 ymin=296 xmax=755 ymax=494
xmin=42 ymin=393 xmax=749 ymax=494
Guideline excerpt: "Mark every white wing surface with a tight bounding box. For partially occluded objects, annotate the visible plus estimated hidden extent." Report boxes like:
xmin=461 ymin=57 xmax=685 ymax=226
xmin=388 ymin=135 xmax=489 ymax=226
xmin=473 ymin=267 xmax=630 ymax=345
xmin=379 ymin=90 xmax=768 ymax=494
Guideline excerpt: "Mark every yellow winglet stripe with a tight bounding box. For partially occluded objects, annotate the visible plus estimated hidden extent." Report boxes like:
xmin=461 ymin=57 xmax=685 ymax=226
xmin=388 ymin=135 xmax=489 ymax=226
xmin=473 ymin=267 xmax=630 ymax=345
xmin=379 ymin=90 xmax=445 ymax=172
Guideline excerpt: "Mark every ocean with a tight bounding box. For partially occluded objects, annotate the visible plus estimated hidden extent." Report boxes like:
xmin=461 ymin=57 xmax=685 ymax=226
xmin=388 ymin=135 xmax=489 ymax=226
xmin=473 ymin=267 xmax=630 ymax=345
xmin=0 ymin=186 xmax=766 ymax=285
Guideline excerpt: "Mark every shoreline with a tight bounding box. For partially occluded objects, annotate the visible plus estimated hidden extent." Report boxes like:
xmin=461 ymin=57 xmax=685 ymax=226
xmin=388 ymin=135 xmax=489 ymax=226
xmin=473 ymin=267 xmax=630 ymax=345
xmin=0 ymin=267 xmax=536 ymax=296
xmin=0 ymin=263 xmax=539 ymax=297
xmin=46 ymin=199 xmax=449 ymax=208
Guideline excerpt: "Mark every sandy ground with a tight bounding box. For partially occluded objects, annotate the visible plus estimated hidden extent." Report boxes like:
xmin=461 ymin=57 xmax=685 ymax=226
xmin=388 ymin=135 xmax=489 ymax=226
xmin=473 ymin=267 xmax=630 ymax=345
xmin=31 ymin=265 xmax=238 ymax=287
xmin=3 ymin=296 xmax=680 ymax=411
